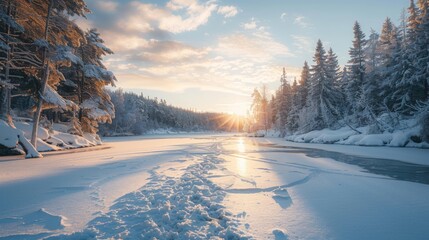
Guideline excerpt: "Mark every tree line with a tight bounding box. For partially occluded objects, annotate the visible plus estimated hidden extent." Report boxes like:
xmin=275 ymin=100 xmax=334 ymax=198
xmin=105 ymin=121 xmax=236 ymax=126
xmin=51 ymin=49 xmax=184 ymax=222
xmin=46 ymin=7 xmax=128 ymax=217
xmin=251 ymin=0 xmax=429 ymax=142
xmin=100 ymin=89 xmax=244 ymax=136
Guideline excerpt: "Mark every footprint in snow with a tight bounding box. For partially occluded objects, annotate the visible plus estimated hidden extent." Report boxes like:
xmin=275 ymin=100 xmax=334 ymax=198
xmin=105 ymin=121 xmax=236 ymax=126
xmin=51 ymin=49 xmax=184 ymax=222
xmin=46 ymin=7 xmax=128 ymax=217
xmin=272 ymin=228 xmax=288 ymax=240
xmin=272 ymin=188 xmax=292 ymax=209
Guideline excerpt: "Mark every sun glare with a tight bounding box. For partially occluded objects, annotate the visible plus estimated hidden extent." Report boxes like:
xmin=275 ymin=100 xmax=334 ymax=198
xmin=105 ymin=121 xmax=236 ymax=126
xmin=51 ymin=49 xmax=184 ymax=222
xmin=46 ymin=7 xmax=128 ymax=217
xmin=214 ymin=113 xmax=245 ymax=132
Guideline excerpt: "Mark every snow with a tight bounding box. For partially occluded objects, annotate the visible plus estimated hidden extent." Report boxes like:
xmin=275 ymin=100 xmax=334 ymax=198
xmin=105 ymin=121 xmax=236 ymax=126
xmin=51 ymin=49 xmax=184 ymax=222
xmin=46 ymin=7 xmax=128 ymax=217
xmin=15 ymin=122 xmax=50 ymax=141
xmin=1 ymin=120 xmax=101 ymax=157
xmin=286 ymin=120 xmax=429 ymax=148
xmin=52 ymin=46 xmax=83 ymax=66
xmin=43 ymin=86 xmax=70 ymax=110
xmin=0 ymin=120 xmax=19 ymax=148
xmin=81 ymin=97 xmax=114 ymax=122
xmin=53 ymin=154 xmax=249 ymax=239
xmin=1 ymin=134 xmax=429 ymax=239
xmin=0 ymin=120 xmax=42 ymax=158
xmin=83 ymin=64 xmax=116 ymax=83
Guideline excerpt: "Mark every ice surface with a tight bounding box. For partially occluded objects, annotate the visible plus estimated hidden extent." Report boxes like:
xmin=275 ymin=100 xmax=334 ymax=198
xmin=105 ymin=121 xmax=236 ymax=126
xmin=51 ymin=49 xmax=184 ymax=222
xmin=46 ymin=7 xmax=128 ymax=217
xmin=1 ymin=135 xmax=429 ymax=239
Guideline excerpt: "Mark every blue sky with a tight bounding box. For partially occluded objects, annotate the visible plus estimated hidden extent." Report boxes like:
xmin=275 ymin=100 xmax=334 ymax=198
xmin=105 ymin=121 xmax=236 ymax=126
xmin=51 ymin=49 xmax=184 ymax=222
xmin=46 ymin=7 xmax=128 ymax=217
xmin=79 ymin=0 xmax=409 ymax=115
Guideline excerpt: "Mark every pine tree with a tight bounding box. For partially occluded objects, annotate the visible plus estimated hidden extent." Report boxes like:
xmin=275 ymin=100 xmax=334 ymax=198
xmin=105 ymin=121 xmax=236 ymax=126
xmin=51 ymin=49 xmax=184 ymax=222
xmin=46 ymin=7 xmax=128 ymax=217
xmin=297 ymin=61 xmax=310 ymax=109
xmin=370 ymin=19 xmax=399 ymax=115
xmin=306 ymin=40 xmax=342 ymax=130
xmin=346 ymin=21 xmax=367 ymax=124
xmin=286 ymin=77 xmax=300 ymax=132
xmin=276 ymin=67 xmax=292 ymax=135
xmin=413 ymin=0 xmax=429 ymax=103
xmin=365 ymin=29 xmax=380 ymax=73
xmin=77 ymin=29 xmax=116 ymax=134
xmin=0 ymin=0 xmax=26 ymax=124
xmin=29 ymin=0 xmax=89 ymax=146
xmin=390 ymin=0 xmax=429 ymax=114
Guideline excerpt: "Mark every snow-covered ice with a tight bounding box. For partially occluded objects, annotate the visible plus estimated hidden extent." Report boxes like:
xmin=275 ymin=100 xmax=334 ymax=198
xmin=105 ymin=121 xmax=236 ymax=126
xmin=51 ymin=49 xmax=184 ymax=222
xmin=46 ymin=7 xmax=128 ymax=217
xmin=1 ymin=134 xmax=429 ymax=239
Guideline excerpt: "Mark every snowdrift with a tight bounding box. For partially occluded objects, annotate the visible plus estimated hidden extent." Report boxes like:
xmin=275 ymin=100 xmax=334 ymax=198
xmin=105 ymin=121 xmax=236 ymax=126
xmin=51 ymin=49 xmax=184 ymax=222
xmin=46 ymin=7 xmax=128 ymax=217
xmin=0 ymin=120 xmax=102 ymax=156
xmin=285 ymin=120 xmax=429 ymax=148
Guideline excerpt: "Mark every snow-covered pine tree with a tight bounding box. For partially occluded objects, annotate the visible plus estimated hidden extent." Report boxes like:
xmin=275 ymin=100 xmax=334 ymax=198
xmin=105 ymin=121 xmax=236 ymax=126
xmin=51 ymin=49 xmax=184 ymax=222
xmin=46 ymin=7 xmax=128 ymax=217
xmin=326 ymin=48 xmax=345 ymax=118
xmin=306 ymin=41 xmax=343 ymax=130
xmin=389 ymin=0 xmax=428 ymax=115
xmin=0 ymin=0 xmax=41 ymax=157
xmin=0 ymin=0 xmax=26 ymax=125
xmin=78 ymin=29 xmax=116 ymax=134
xmin=269 ymin=94 xmax=277 ymax=127
xmin=370 ymin=19 xmax=399 ymax=117
xmin=411 ymin=0 xmax=429 ymax=106
xmin=275 ymin=67 xmax=292 ymax=136
xmin=346 ymin=21 xmax=367 ymax=125
xmin=364 ymin=29 xmax=380 ymax=74
xmin=297 ymin=61 xmax=310 ymax=109
xmin=250 ymin=88 xmax=263 ymax=132
xmin=24 ymin=0 xmax=89 ymax=146
xmin=286 ymin=77 xmax=300 ymax=132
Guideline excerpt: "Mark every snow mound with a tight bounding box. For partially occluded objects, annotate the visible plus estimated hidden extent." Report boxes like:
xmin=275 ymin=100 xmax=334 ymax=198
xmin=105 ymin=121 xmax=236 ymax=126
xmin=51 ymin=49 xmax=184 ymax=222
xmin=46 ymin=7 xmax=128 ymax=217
xmin=286 ymin=127 xmax=358 ymax=143
xmin=286 ymin=120 xmax=429 ymax=148
xmin=0 ymin=120 xmax=19 ymax=148
xmin=53 ymin=154 xmax=250 ymax=239
xmin=1 ymin=120 xmax=102 ymax=156
xmin=272 ymin=229 xmax=288 ymax=240
xmin=14 ymin=122 xmax=101 ymax=152
xmin=0 ymin=208 xmax=66 ymax=236
xmin=15 ymin=121 xmax=50 ymax=140
xmin=0 ymin=120 xmax=42 ymax=158
xmin=23 ymin=208 xmax=66 ymax=231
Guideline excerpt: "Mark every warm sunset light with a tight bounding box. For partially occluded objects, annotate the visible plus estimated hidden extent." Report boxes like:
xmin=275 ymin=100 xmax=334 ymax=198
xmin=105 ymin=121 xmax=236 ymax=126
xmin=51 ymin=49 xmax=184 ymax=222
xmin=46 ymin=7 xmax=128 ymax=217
xmin=1 ymin=1 xmax=429 ymax=239
xmin=73 ymin=0 xmax=410 ymax=114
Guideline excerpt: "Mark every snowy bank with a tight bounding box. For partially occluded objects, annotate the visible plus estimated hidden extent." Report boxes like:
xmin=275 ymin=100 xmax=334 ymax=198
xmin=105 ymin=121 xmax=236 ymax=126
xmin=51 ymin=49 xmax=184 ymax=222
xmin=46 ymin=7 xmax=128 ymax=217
xmin=285 ymin=124 xmax=429 ymax=149
xmin=0 ymin=120 xmax=102 ymax=157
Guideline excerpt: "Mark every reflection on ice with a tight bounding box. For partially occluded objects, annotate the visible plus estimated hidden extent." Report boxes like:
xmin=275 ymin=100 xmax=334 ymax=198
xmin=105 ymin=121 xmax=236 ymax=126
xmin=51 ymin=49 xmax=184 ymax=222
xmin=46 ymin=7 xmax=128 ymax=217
xmin=236 ymin=138 xmax=247 ymax=176
xmin=237 ymin=156 xmax=247 ymax=176
xmin=237 ymin=138 xmax=246 ymax=153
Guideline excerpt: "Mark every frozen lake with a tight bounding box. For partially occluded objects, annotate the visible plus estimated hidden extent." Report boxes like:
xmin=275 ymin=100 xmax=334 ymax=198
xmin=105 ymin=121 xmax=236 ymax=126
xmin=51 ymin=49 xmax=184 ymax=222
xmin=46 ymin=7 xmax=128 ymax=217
xmin=1 ymin=134 xmax=429 ymax=239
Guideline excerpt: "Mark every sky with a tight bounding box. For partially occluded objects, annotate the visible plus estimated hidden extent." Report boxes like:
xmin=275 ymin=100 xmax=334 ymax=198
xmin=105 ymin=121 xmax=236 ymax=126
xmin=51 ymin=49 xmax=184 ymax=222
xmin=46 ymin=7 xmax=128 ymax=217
xmin=78 ymin=0 xmax=409 ymax=115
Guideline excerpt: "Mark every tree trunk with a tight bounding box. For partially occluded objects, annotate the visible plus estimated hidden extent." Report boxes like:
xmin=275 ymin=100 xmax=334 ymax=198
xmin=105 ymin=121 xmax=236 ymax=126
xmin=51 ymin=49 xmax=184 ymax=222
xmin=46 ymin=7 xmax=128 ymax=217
xmin=31 ymin=0 xmax=54 ymax=147
xmin=0 ymin=0 xmax=13 ymax=126
xmin=0 ymin=87 xmax=9 ymax=122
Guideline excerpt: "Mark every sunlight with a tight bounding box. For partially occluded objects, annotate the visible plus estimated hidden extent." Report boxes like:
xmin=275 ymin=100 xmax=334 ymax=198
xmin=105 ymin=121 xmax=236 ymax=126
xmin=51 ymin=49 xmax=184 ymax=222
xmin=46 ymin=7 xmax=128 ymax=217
xmin=236 ymin=155 xmax=247 ymax=176
xmin=236 ymin=138 xmax=247 ymax=176
xmin=213 ymin=113 xmax=245 ymax=132
xmin=237 ymin=138 xmax=246 ymax=153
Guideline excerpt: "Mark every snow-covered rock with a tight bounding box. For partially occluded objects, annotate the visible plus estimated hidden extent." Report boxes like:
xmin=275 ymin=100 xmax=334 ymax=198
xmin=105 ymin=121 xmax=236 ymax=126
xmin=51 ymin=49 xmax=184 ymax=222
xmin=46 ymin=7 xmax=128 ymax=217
xmin=1 ymin=120 xmax=103 ymax=156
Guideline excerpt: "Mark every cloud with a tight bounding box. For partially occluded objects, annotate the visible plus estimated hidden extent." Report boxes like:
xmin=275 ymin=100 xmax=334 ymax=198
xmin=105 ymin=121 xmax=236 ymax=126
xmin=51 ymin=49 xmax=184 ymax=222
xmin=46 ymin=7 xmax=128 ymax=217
xmin=294 ymin=16 xmax=311 ymax=28
xmin=217 ymin=5 xmax=239 ymax=18
xmin=132 ymin=40 xmax=209 ymax=64
xmin=242 ymin=18 xmax=258 ymax=30
xmin=292 ymin=35 xmax=314 ymax=53
xmin=95 ymin=1 xmax=118 ymax=12
xmin=216 ymin=33 xmax=290 ymax=62
xmin=79 ymin=0 xmax=296 ymax=103
xmin=280 ymin=12 xmax=287 ymax=22
xmin=160 ymin=0 xmax=218 ymax=33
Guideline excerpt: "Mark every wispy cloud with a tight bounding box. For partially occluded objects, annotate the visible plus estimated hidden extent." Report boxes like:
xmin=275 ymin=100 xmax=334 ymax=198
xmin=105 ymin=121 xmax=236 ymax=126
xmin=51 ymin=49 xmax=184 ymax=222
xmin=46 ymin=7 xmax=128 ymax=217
xmin=243 ymin=18 xmax=258 ymax=30
xmin=217 ymin=5 xmax=239 ymax=18
xmin=280 ymin=12 xmax=287 ymax=22
xmin=292 ymin=35 xmax=314 ymax=53
xmin=293 ymin=16 xmax=311 ymax=28
xmin=80 ymin=0 xmax=295 ymax=100
xmin=95 ymin=1 xmax=118 ymax=12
